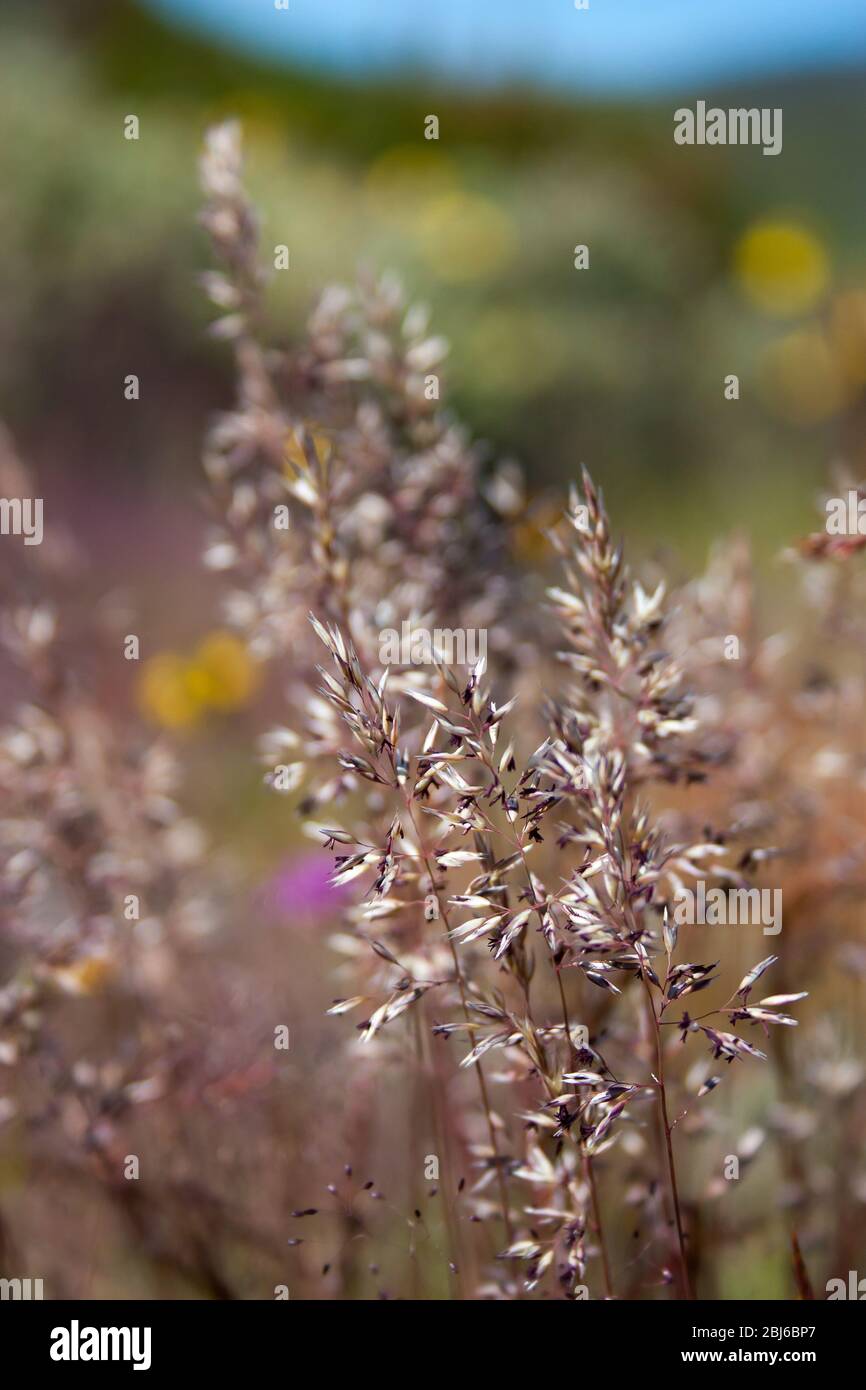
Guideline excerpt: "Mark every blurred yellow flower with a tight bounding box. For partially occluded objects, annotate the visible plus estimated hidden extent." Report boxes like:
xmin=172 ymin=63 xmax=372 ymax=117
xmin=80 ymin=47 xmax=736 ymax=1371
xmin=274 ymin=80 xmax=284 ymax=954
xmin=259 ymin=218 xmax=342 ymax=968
xmin=365 ymin=144 xmax=458 ymax=229
xmin=140 ymin=631 xmax=259 ymax=730
xmin=51 ymin=954 xmax=115 ymax=997
xmin=759 ymin=328 xmax=847 ymax=424
xmin=413 ymin=192 xmax=515 ymax=282
xmin=140 ymin=653 xmax=200 ymax=730
xmin=829 ymin=290 xmax=866 ymax=387
xmin=191 ymin=632 xmax=259 ymax=711
xmin=734 ymin=220 xmax=829 ymax=316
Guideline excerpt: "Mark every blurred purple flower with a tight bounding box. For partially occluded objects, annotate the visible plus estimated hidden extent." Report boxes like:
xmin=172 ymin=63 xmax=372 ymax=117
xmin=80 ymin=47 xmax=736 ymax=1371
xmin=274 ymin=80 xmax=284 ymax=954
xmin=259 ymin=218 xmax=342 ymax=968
xmin=261 ymin=852 xmax=347 ymax=924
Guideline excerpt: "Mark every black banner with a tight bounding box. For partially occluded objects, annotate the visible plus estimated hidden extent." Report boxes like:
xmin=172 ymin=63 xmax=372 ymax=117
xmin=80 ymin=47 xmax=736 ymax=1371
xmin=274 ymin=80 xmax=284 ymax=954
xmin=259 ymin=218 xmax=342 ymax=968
xmin=0 ymin=1297 xmax=858 ymax=1376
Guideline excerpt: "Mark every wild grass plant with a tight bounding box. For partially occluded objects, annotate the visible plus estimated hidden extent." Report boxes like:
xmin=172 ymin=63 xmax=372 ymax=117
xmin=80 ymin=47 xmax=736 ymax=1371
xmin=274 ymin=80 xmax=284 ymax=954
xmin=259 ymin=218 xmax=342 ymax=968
xmin=1 ymin=123 xmax=864 ymax=1301
xmin=197 ymin=125 xmax=866 ymax=1300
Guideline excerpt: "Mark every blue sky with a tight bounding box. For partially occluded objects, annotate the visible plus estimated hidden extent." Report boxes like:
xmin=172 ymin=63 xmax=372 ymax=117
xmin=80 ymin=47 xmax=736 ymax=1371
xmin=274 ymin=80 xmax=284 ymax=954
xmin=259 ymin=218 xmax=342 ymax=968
xmin=140 ymin=0 xmax=866 ymax=96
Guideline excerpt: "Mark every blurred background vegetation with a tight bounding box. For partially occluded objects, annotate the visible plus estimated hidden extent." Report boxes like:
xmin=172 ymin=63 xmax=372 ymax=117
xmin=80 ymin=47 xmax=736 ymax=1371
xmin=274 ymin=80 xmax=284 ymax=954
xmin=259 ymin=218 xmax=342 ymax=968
xmin=3 ymin=0 xmax=866 ymax=592
xmin=2 ymin=0 xmax=866 ymax=1298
